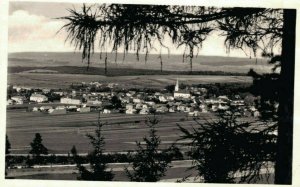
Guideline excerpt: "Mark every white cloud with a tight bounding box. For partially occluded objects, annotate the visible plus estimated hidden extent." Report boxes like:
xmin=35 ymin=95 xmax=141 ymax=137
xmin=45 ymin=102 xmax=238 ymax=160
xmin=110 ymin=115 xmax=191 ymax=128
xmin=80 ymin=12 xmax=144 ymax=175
xmin=8 ymin=10 xmax=74 ymax=52
xmin=7 ymin=10 xmax=253 ymax=58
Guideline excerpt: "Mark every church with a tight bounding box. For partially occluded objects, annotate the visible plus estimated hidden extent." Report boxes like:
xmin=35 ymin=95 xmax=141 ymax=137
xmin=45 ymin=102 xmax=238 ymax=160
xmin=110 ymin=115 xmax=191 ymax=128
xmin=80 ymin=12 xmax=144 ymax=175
xmin=173 ymin=79 xmax=191 ymax=99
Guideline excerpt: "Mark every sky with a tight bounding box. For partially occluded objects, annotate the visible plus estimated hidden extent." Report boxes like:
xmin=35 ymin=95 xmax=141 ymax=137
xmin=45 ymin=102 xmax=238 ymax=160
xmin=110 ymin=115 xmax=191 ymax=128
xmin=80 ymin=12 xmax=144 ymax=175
xmin=8 ymin=1 xmax=270 ymax=57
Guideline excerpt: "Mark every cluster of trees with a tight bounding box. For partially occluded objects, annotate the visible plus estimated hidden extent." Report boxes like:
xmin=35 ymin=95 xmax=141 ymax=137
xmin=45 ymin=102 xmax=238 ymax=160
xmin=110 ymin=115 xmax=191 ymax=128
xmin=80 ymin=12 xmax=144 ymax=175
xmin=6 ymin=133 xmax=49 ymax=175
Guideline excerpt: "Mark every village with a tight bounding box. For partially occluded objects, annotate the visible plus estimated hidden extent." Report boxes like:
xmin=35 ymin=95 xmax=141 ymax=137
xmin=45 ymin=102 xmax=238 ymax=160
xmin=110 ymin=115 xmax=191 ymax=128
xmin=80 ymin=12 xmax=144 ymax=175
xmin=6 ymin=79 xmax=262 ymax=118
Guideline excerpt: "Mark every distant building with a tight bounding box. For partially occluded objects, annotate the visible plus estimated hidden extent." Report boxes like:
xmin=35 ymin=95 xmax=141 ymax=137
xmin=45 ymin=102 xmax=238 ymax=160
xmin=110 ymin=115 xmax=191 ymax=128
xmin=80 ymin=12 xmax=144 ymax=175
xmin=156 ymin=106 xmax=168 ymax=113
xmin=11 ymin=96 xmax=26 ymax=104
xmin=174 ymin=79 xmax=191 ymax=99
xmin=133 ymin=98 xmax=142 ymax=103
xmin=7 ymin=99 xmax=14 ymax=105
xmin=60 ymin=97 xmax=82 ymax=105
xmin=139 ymin=108 xmax=149 ymax=115
xmin=78 ymin=107 xmax=91 ymax=113
xmin=30 ymin=94 xmax=48 ymax=103
xmin=49 ymin=108 xmax=67 ymax=115
xmin=158 ymin=96 xmax=167 ymax=103
xmin=103 ymin=109 xmax=111 ymax=114
xmin=40 ymin=106 xmax=53 ymax=111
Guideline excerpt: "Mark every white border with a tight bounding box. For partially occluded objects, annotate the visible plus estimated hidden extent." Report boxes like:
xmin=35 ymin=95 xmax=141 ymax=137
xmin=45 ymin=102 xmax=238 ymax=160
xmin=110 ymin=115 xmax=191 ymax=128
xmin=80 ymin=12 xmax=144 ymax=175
xmin=1 ymin=0 xmax=299 ymax=187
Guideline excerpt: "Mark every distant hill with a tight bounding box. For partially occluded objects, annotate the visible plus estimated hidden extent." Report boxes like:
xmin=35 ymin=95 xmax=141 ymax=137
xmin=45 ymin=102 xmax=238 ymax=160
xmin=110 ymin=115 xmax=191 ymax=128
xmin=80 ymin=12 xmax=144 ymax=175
xmin=8 ymin=52 xmax=272 ymax=74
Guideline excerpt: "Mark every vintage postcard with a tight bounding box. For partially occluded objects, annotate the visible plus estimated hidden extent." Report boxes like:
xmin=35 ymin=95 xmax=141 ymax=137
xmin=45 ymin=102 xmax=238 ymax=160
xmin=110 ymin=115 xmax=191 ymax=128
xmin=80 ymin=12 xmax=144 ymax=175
xmin=1 ymin=0 xmax=300 ymax=187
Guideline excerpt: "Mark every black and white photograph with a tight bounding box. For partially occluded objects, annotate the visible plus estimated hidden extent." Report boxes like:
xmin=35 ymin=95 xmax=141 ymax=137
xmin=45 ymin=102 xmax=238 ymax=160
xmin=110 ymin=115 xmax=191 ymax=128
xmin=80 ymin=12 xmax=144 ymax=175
xmin=1 ymin=0 xmax=300 ymax=186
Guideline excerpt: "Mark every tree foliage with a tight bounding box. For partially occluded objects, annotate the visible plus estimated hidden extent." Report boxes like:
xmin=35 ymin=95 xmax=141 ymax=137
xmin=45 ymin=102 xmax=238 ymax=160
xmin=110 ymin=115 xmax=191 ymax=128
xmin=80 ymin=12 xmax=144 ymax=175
xmin=6 ymin=135 xmax=11 ymax=155
xmin=178 ymin=110 xmax=277 ymax=183
xmin=59 ymin=5 xmax=281 ymax=71
xmin=125 ymin=115 xmax=182 ymax=182
xmin=29 ymin=133 xmax=48 ymax=157
xmin=76 ymin=112 xmax=114 ymax=181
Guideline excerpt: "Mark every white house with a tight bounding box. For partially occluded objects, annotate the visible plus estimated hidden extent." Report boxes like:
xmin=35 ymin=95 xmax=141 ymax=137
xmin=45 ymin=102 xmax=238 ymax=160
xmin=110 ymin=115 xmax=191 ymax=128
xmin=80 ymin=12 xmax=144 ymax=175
xmin=126 ymin=104 xmax=134 ymax=110
xmin=40 ymin=106 xmax=53 ymax=111
xmin=156 ymin=106 xmax=168 ymax=113
xmin=126 ymin=108 xmax=137 ymax=114
xmin=11 ymin=96 xmax=26 ymax=104
xmin=139 ymin=108 xmax=149 ymax=115
xmin=103 ymin=109 xmax=111 ymax=114
xmin=30 ymin=94 xmax=48 ymax=103
xmin=7 ymin=99 xmax=14 ymax=105
xmin=32 ymin=107 xmax=39 ymax=112
xmin=78 ymin=107 xmax=91 ymax=113
xmin=60 ymin=97 xmax=82 ymax=105
xmin=49 ymin=108 xmax=67 ymax=115
xmin=133 ymin=98 xmax=142 ymax=103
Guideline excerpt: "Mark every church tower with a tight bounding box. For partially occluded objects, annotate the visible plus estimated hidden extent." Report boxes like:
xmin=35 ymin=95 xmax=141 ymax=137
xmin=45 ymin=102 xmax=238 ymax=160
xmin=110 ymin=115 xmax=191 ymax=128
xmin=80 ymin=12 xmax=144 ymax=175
xmin=175 ymin=78 xmax=179 ymax=92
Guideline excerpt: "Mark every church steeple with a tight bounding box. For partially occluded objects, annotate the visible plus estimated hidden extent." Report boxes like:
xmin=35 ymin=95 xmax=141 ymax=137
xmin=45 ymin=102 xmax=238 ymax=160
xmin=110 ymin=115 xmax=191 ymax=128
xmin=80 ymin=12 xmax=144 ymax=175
xmin=175 ymin=78 xmax=179 ymax=92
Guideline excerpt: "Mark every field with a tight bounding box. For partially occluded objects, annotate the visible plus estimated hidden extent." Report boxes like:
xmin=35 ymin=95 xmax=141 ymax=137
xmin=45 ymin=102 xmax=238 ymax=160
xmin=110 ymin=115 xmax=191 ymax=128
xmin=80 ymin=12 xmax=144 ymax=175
xmin=7 ymin=73 xmax=252 ymax=89
xmin=8 ymin=52 xmax=272 ymax=74
xmin=6 ymin=110 xmax=217 ymax=154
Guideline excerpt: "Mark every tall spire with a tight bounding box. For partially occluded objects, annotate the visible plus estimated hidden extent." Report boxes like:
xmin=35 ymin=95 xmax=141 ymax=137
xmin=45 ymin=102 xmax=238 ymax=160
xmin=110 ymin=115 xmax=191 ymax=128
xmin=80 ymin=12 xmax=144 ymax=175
xmin=175 ymin=78 xmax=179 ymax=92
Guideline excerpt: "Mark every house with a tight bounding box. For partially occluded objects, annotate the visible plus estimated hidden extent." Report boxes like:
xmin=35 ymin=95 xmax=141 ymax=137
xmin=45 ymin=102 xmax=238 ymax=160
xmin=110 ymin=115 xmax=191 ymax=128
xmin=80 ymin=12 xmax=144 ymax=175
xmin=156 ymin=106 xmax=168 ymax=113
xmin=30 ymin=94 xmax=48 ymax=103
xmin=32 ymin=107 xmax=39 ymax=112
xmin=40 ymin=106 xmax=53 ymax=111
xmin=185 ymin=106 xmax=192 ymax=113
xmin=253 ymin=110 xmax=260 ymax=117
xmin=133 ymin=98 xmax=142 ymax=103
xmin=231 ymin=100 xmax=245 ymax=106
xmin=103 ymin=109 xmax=111 ymax=114
xmin=135 ymin=103 xmax=143 ymax=110
xmin=53 ymin=91 xmax=65 ymax=96
xmin=60 ymin=97 xmax=82 ymax=105
xmin=158 ymin=96 xmax=167 ymax=103
xmin=211 ymin=104 xmax=218 ymax=112
xmin=11 ymin=96 xmax=26 ymax=104
xmin=188 ymin=111 xmax=199 ymax=117
xmin=126 ymin=104 xmax=134 ymax=110
xmin=13 ymin=86 xmax=22 ymax=92
xmin=200 ymin=107 xmax=208 ymax=113
xmin=177 ymin=105 xmax=185 ymax=112
xmin=56 ymin=106 xmax=66 ymax=110
xmin=169 ymin=106 xmax=176 ymax=113
xmin=86 ymin=98 xmax=102 ymax=106
xmin=145 ymin=101 xmax=155 ymax=106
xmin=6 ymin=99 xmax=14 ymax=105
xmin=49 ymin=108 xmax=67 ymax=115
xmin=205 ymin=98 xmax=219 ymax=104
xmin=126 ymin=108 xmax=137 ymax=114
xmin=166 ymin=95 xmax=175 ymax=101
xmin=139 ymin=108 xmax=149 ymax=115
xmin=78 ymin=107 xmax=91 ymax=113
xmin=218 ymin=103 xmax=229 ymax=110
xmin=42 ymin=89 xmax=51 ymax=94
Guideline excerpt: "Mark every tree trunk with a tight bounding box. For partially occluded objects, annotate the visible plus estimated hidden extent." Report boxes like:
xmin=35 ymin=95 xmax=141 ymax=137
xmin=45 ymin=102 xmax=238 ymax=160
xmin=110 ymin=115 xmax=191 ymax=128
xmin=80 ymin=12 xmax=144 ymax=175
xmin=274 ymin=9 xmax=296 ymax=184
xmin=104 ymin=56 xmax=108 ymax=75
